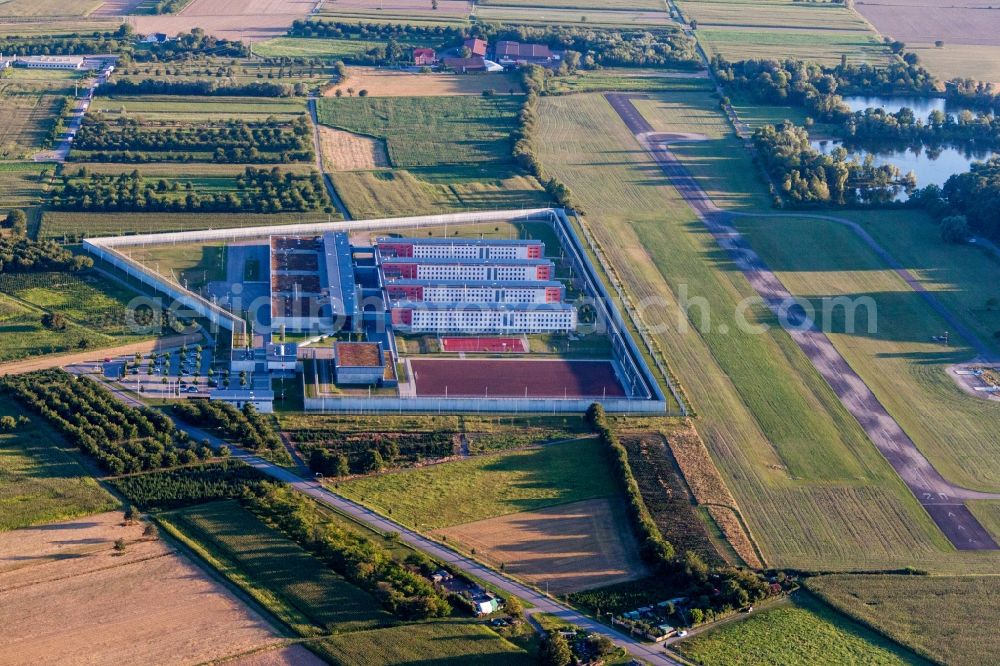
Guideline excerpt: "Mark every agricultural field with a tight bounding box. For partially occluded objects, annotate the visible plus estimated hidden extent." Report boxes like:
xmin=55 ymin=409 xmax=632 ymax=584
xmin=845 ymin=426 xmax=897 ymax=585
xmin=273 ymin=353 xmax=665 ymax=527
xmin=110 ymin=58 xmax=337 ymax=88
xmin=318 ymin=126 xmax=388 ymax=171
xmin=677 ymin=0 xmax=889 ymax=64
xmin=673 ymin=595 xmax=929 ymax=666
xmin=806 ymin=574 xmax=1000 ymax=666
xmin=317 ymin=95 xmax=548 ymax=217
xmin=0 ymin=400 xmax=116 ymax=531
xmin=0 ymin=512 xmax=288 ymax=666
xmin=89 ymin=95 xmax=307 ymax=122
xmin=0 ymin=163 xmax=51 ymax=215
xmin=313 ymin=619 xmax=528 ymax=665
xmin=131 ymin=0 xmax=315 ymax=41
xmin=0 ymin=268 xmax=157 ymax=358
xmin=338 ymin=437 xmax=617 ymax=530
xmin=0 ymin=0 xmax=102 ymax=17
xmin=332 ymin=67 xmax=523 ymax=97
xmin=545 ymin=69 xmax=713 ymax=95
xmin=315 ymin=0 xmax=472 ymax=22
xmin=0 ymin=92 xmax=64 ymax=159
xmin=734 ymin=214 xmax=1000 ymax=491
xmin=437 ymin=497 xmax=647 ymax=595
xmin=158 ymin=500 xmax=393 ymax=636
xmin=476 ymin=5 xmax=674 ymax=27
xmin=535 ymin=91 xmax=995 ymax=573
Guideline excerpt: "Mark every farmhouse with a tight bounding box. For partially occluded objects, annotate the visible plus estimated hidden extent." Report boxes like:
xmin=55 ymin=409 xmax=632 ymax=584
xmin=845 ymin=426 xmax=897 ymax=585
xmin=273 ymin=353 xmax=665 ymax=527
xmin=494 ymin=41 xmax=554 ymax=67
xmin=15 ymin=55 xmax=87 ymax=70
xmin=464 ymin=38 xmax=488 ymax=57
xmin=413 ymin=48 xmax=436 ymax=66
xmin=442 ymin=56 xmax=486 ymax=73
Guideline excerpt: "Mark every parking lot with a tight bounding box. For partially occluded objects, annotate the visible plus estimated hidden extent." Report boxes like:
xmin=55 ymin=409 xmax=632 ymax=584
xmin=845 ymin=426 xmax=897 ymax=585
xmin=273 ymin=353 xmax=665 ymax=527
xmin=100 ymin=345 xmax=217 ymax=399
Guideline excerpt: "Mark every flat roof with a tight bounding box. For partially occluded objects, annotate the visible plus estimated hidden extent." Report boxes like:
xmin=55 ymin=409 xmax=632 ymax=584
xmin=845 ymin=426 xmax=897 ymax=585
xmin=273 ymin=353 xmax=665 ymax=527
xmin=377 ymin=237 xmax=543 ymax=247
xmin=335 ymin=341 xmax=384 ymax=368
xmin=322 ymin=232 xmax=357 ymax=316
xmin=385 ymin=279 xmax=562 ymax=289
xmin=391 ymin=301 xmax=574 ymax=312
xmin=379 ymin=256 xmax=553 ymax=266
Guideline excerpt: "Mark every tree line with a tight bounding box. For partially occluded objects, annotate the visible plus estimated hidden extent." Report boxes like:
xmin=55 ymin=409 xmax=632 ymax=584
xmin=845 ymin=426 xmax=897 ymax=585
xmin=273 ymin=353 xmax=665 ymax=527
xmin=99 ymin=78 xmax=300 ymax=97
xmin=171 ymin=400 xmax=290 ymax=464
xmin=51 ymin=167 xmax=331 ymax=214
xmin=134 ymin=29 xmax=247 ymax=62
xmin=0 ymin=227 xmax=93 ymax=274
xmin=1 ymin=369 xmax=209 ymax=475
xmin=712 ymin=55 xmax=938 ymax=122
xmin=71 ymin=115 xmax=313 ymax=163
xmin=587 ymin=403 xmax=777 ymax=625
xmin=911 ymin=158 xmax=1000 ymax=243
xmin=302 ymin=431 xmax=454 ymax=476
xmin=246 ymin=483 xmax=453 ymax=620
xmin=107 ymin=460 xmax=269 ymax=511
xmin=753 ymin=121 xmax=913 ymax=204
xmin=0 ymin=25 xmax=133 ymax=56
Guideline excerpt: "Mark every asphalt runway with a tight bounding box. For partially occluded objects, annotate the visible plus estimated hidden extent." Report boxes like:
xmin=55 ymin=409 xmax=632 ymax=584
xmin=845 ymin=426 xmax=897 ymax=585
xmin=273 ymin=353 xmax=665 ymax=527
xmin=605 ymin=92 xmax=1000 ymax=550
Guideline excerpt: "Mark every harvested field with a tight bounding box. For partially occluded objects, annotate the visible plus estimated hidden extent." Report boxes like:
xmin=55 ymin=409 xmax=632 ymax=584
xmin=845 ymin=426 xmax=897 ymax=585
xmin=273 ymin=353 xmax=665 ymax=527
xmin=92 ymin=0 xmax=146 ymax=16
xmin=0 ymin=0 xmax=101 ymax=17
xmin=132 ymin=0 xmax=314 ymax=41
xmin=230 ymin=645 xmax=327 ymax=666
xmin=321 ymin=0 xmax=471 ymax=15
xmin=0 ymin=512 xmax=285 ymax=666
xmin=410 ymin=358 xmax=626 ymax=398
xmin=332 ymin=67 xmax=522 ymax=97
xmin=706 ymin=505 xmax=762 ymax=569
xmin=436 ymin=498 xmax=647 ymax=595
xmin=853 ymin=1 xmax=1000 ymax=46
xmin=318 ymin=125 xmax=388 ymax=171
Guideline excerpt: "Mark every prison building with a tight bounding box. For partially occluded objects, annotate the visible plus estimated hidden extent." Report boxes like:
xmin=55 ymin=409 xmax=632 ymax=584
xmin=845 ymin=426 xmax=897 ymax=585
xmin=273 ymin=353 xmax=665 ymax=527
xmin=334 ymin=341 xmax=386 ymax=385
xmin=377 ymin=237 xmax=544 ymax=260
xmin=269 ymin=231 xmax=359 ymax=333
xmin=15 ymin=55 xmax=86 ymax=70
xmin=385 ymin=279 xmax=564 ymax=305
xmin=390 ymin=301 xmax=576 ymax=333
xmin=379 ymin=257 xmax=554 ymax=282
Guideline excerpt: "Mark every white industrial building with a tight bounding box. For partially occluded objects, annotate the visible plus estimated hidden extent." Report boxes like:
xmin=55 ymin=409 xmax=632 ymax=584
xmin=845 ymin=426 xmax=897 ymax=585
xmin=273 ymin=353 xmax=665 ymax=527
xmin=377 ymin=237 xmax=544 ymax=260
xmin=391 ymin=301 xmax=576 ymax=333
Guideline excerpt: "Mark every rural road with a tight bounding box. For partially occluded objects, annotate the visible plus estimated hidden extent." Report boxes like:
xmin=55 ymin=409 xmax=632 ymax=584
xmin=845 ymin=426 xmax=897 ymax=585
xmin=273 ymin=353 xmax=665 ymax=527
xmin=33 ymin=64 xmax=112 ymax=163
xmin=68 ymin=367 xmax=682 ymax=666
xmin=0 ymin=333 xmax=201 ymax=376
xmin=605 ymin=92 xmax=1000 ymax=551
xmin=307 ymin=96 xmax=352 ymax=220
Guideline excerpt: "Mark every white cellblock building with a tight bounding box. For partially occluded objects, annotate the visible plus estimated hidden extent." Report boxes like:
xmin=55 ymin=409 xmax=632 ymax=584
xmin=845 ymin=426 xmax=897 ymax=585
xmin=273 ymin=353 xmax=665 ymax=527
xmin=379 ymin=257 xmax=554 ymax=282
xmin=385 ymin=279 xmax=564 ymax=305
xmin=391 ymin=301 xmax=576 ymax=333
xmin=377 ymin=237 xmax=544 ymax=260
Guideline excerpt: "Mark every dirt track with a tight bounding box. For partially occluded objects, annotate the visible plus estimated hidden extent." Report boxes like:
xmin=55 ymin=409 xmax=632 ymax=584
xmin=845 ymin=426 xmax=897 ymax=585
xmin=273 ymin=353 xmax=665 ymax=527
xmin=605 ymin=92 xmax=1000 ymax=551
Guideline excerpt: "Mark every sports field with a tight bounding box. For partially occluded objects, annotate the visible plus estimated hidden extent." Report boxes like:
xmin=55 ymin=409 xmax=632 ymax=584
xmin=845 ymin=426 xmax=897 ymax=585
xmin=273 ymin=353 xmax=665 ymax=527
xmin=674 ymin=595 xmax=928 ymax=666
xmin=535 ymin=91 xmax=997 ymax=572
xmin=0 ymin=402 xmax=116 ymax=531
xmin=410 ymin=358 xmax=626 ymax=398
xmin=440 ymin=336 xmax=527 ymax=353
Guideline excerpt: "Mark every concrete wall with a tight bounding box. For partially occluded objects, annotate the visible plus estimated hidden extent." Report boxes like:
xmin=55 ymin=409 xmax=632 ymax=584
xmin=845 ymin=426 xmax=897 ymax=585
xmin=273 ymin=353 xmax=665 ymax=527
xmin=304 ymin=395 xmax=668 ymax=414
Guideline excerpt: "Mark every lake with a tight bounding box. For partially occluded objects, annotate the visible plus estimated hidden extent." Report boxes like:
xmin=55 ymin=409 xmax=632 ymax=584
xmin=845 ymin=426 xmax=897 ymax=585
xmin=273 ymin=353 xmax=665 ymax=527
xmin=841 ymin=95 xmax=983 ymax=123
xmin=811 ymin=140 xmax=996 ymax=193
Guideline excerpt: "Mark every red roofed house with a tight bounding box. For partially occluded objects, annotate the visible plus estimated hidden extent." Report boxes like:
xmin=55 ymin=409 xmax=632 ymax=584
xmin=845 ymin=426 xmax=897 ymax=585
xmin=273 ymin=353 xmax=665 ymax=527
xmin=413 ymin=48 xmax=436 ymax=66
xmin=495 ymin=40 xmax=553 ymax=66
xmin=464 ymin=38 xmax=487 ymax=57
